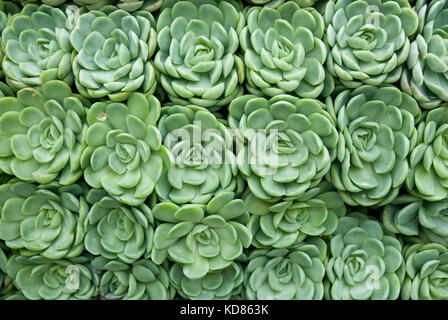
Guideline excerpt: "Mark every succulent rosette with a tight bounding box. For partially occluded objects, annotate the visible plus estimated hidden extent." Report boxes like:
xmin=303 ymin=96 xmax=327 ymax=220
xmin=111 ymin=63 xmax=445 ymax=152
xmin=244 ymin=237 xmax=327 ymax=300
xmin=154 ymin=0 xmax=245 ymax=110
xmin=68 ymin=0 xmax=163 ymax=11
xmin=2 ymin=4 xmax=75 ymax=91
xmin=80 ymin=93 xmax=172 ymax=206
xmin=12 ymin=0 xmax=68 ymax=5
xmin=69 ymin=8 xmax=157 ymax=101
xmin=245 ymin=181 xmax=346 ymax=248
xmin=325 ymin=212 xmax=405 ymax=300
xmin=406 ymin=108 xmax=448 ymax=201
xmin=156 ymin=105 xmax=243 ymax=204
xmin=0 ymin=1 xmax=19 ymax=77
xmin=7 ymin=254 xmax=99 ymax=300
xmin=324 ymin=0 xmax=418 ymax=88
xmin=170 ymin=261 xmax=244 ymax=300
xmin=91 ymin=256 xmax=174 ymax=300
xmin=115 ymin=0 xmax=164 ymax=12
xmin=228 ymin=94 xmax=338 ymax=201
xmin=401 ymin=0 xmax=448 ymax=109
xmin=245 ymin=0 xmax=318 ymax=8
xmin=240 ymin=2 xmax=331 ymax=99
xmin=0 ymin=80 xmax=89 ymax=185
xmin=327 ymin=85 xmax=421 ymax=206
xmin=152 ymin=192 xmax=252 ymax=279
xmin=382 ymin=194 xmax=448 ymax=245
xmin=84 ymin=189 xmax=156 ymax=264
xmin=401 ymin=242 xmax=448 ymax=300
xmin=0 ymin=180 xmax=88 ymax=259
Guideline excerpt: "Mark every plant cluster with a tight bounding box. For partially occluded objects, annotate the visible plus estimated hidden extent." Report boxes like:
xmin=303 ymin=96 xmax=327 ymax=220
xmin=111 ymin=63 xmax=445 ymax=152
xmin=0 ymin=0 xmax=447 ymax=300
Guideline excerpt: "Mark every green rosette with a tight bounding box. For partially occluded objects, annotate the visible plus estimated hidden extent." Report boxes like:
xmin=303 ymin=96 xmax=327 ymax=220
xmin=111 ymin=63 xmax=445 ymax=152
xmin=244 ymin=0 xmax=318 ymax=8
xmin=70 ymin=9 xmax=157 ymax=101
xmin=243 ymin=237 xmax=327 ymax=300
xmin=240 ymin=1 xmax=331 ymax=98
xmin=0 ymin=80 xmax=89 ymax=185
xmin=6 ymin=254 xmax=99 ymax=300
xmin=228 ymin=94 xmax=338 ymax=201
xmin=70 ymin=0 xmax=163 ymax=11
xmin=325 ymin=0 xmax=418 ymax=88
xmin=170 ymin=261 xmax=244 ymax=300
xmin=152 ymin=192 xmax=252 ymax=280
xmin=154 ymin=0 xmax=245 ymax=110
xmin=401 ymin=242 xmax=448 ymax=300
xmin=91 ymin=256 xmax=174 ymax=300
xmin=245 ymin=181 xmax=346 ymax=248
xmin=0 ymin=180 xmax=88 ymax=259
xmin=114 ymin=0 xmax=164 ymax=12
xmin=0 ymin=1 xmax=19 ymax=78
xmin=84 ymin=189 xmax=156 ymax=264
xmin=325 ymin=212 xmax=405 ymax=300
xmin=156 ymin=105 xmax=243 ymax=204
xmin=401 ymin=0 xmax=448 ymax=109
xmin=2 ymin=4 xmax=74 ymax=91
xmin=382 ymin=194 xmax=448 ymax=246
xmin=406 ymin=107 xmax=448 ymax=201
xmin=327 ymin=85 xmax=421 ymax=206
xmin=81 ymin=93 xmax=172 ymax=206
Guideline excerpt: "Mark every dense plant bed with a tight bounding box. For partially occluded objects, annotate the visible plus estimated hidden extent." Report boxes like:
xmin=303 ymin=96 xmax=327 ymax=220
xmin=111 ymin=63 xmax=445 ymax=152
xmin=0 ymin=0 xmax=447 ymax=300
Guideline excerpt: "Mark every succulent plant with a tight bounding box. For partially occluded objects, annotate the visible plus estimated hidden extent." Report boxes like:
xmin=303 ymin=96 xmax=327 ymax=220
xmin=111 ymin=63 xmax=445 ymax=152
xmin=91 ymin=256 xmax=174 ymax=300
xmin=154 ymin=0 xmax=245 ymax=110
xmin=244 ymin=237 xmax=327 ymax=300
xmin=382 ymin=194 xmax=448 ymax=244
xmin=0 ymin=80 xmax=89 ymax=185
xmin=240 ymin=1 xmax=332 ymax=99
xmin=0 ymin=243 xmax=14 ymax=298
xmin=2 ymin=4 xmax=75 ymax=91
xmin=244 ymin=0 xmax=318 ymax=8
xmin=401 ymin=242 xmax=448 ymax=300
xmin=156 ymin=105 xmax=243 ymax=205
xmin=67 ymin=0 xmax=163 ymax=11
xmin=12 ymin=0 xmax=67 ymax=5
xmin=326 ymin=85 xmax=421 ymax=206
xmin=0 ymin=1 xmax=20 ymax=78
xmin=325 ymin=0 xmax=418 ymax=88
xmin=245 ymin=181 xmax=346 ymax=248
xmin=1 ymin=0 xmax=447 ymax=302
xmin=228 ymin=94 xmax=338 ymax=201
xmin=0 ymin=174 xmax=11 ymax=184
xmin=80 ymin=93 xmax=172 ymax=206
xmin=406 ymin=107 xmax=448 ymax=201
xmin=7 ymin=254 xmax=99 ymax=300
xmin=0 ymin=180 xmax=88 ymax=259
xmin=0 ymin=82 xmax=13 ymax=98
xmin=401 ymin=0 xmax=448 ymax=109
xmin=170 ymin=261 xmax=243 ymax=300
xmin=152 ymin=192 xmax=252 ymax=280
xmin=115 ymin=0 xmax=164 ymax=12
xmin=325 ymin=212 xmax=405 ymax=300
xmin=70 ymin=9 xmax=157 ymax=101
xmin=1 ymin=0 xmax=20 ymax=12
xmin=84 ymin=189 xmax=155 ymax=264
